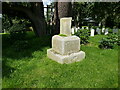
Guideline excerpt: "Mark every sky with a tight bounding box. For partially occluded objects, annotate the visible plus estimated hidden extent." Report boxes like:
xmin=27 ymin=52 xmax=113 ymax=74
xmin=42 ymin=0 xmax=52 ymax=6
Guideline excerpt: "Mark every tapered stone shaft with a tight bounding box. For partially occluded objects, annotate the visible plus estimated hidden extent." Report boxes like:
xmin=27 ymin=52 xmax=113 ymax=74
xmin=60 ymin=17 xmax=72 ymax=36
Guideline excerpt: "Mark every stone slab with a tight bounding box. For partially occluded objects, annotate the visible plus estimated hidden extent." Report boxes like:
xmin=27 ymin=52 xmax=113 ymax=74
xmin=52 ymin=35 xmax=80 ymax=55
xmin=47 ymin=49 xmax=85 ymax=64
xmin=60 ymin=17 xmax=72 ymax=36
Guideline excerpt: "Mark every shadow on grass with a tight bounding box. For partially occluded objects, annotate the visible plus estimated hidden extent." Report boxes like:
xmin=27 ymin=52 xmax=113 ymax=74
xmin=2 ymin=59 xmax=16 ymax=78
xmin=2 ymin=33 xmax=52 ymax=77
xmin=2 ymin=34 xmax=52 ymax=59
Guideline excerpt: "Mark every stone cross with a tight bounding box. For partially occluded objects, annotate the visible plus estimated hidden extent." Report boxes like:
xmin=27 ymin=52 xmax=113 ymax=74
xmin=60 ymin=17 xmax=72 ymax=36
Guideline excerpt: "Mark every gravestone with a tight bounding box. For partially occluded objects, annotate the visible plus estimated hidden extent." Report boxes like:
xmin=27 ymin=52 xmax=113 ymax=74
xmin=90 ymin=28 xmax=95 ymax=36
xmin=47 ymin=17 xmax=85 ymax=64
xmin=102 ymin=27 xmax=105 ymax=33
xmin=71 ymin=27 xmax=75 ymax=34
xmin=86 ymin=27 xmax=89 ymax=30
xmin=105 ymin=28 xmax=108 ymax=35
xmin=77 ymin=27 xmax=80 ymax=30
xmin=113 ymin=28 xmax=118 ymax=34
xmin=82 ymin=27 xmax=84 ymax=29
xmin=75 ymin=27 xmax=78 ymax=32
xmin=96 ymin=27 xmax=101 ymax=34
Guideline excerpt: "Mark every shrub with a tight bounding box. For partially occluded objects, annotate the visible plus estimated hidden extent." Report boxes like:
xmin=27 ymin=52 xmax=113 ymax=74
xmin=2 ymin=14 xmax=11 ymax=32
xmin=12 ymin=40 xmax=29 ymax=51
xmin=99 ymin=38 xmax=114 ymax=49
xmin=9 ymin=23 xmax=26 ymax=41
xmin=99 ymin=34 xmax=119 ymax=49
xmin=107 ymin=34 xmax=118 ymax=45
xmin=74 ymin=29 xmax=90 ymax=44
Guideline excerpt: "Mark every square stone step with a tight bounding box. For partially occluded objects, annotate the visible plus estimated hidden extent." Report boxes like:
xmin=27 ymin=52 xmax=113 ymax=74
xmin=47 ymin=49 xmax=85 ymax=64
xmin=52 ymin=35 xmax=80 ymax=55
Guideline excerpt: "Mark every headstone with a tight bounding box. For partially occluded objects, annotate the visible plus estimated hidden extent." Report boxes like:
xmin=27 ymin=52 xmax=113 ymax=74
xmin=75 ymin=27 xmax=78 ymax=32
xmin=96 ymin=27 xmax=101 ymax=34
xmin=102 ymin=28 xmax=105 ymax=33
xmin=77 ymin=27 xmax=80 ymax=30
xmin=90 ymin=28 xmax=95 ymax=36
xmin=113 ymin=28 xmax=118 ymax=34
xmin=86 ymin=27 xmax=89 ymax=30
xmin=47 ymin=17 xmax=85 ymax=64
xmin=82 ymin=27 xmax=84 ymax=29
xmin=105 ymin=28 xmax=108 ymax=35
xmin=71 ymin=27 xmax=74 ymax=34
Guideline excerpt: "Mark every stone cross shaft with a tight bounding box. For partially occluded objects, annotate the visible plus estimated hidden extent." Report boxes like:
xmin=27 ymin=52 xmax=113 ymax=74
xmin=60 ymin=17 xmax=72 ymax=36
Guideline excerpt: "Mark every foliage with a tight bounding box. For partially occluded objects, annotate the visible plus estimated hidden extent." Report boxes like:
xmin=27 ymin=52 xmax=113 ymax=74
xmin=74 ymin=29 xmax=90 ymax=44
xmin=73 ymin=2 xmax=120 ymax=28
xmin=2 ymin=14 xmax=11 ymax=32
xmin=99 ymin=34 xmax=119 ymax=49
xmin=107 ymin=34 xmax=118 ymax=45
xmin=8 ymin=23 xmax=27 ymax=41
xmin=99 ymin=38 xmax=114 ymax=49
xmin=2 ymin=33 xmax=118 ymax=88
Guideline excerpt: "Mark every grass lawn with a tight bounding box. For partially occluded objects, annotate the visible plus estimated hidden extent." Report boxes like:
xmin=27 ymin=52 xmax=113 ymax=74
xmin=2 ymin=32 xmax=118 ymax=88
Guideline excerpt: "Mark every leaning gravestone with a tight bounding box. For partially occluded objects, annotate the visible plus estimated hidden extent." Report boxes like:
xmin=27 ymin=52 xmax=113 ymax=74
xmin=47 ymin=17 xmax=85 ymax=64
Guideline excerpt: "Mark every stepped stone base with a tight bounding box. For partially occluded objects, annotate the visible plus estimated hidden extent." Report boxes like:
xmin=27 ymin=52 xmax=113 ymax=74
xmin=47 ymin=49 xmax=85 ymax=64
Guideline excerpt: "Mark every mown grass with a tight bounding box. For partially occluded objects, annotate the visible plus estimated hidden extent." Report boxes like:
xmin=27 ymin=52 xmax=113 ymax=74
xmin=2 ymin=32 xmax=118 ymax=88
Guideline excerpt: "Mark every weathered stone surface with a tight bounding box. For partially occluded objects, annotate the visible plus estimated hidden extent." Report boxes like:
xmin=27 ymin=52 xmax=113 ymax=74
xmin=52 ymin=35 xmax=80 ymax=55
xmin=90 ymin=28 xmax=94 ymax=36
xmin=47 ymin=17 xmax=85 ymax=64
xmin=47 ymin=49 xmax=85 ymax=64
xmin=60 ymin=17 xmax=72 ymax=36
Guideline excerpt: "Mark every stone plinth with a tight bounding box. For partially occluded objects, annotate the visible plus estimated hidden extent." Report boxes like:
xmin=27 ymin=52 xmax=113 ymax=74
xmin=60 ymin=17 xmax=72 ymax=36
xmin=52 ymin=35 xmax=80 ymax=55
xmin=47 ymin=49 xmax=85 ymax=64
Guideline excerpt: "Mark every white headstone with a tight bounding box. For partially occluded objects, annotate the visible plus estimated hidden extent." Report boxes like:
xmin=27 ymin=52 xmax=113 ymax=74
xmin=102 ymin=28 xmax=105 ymax=33
xmin=60 ymin=17 xmax=72 ymax=36
xmin=96 ymin=27 xmax=101 ymax=34
xmin=86 ymin=27 xmax=89 ymax=30
xmin=90 ymin=28 xmax=95 ymax=36
xmin=75 ymin=27 xmax=78 ymax=32
xmin=105 ymin=28 xmax=108 ymax=35
xmin=82 ymin=27 xmax=84 ymax=29
xmin=113 ymin=28 xmax=118 ymax=34
xmin=71 ymin=27 xmax=74 ymax=34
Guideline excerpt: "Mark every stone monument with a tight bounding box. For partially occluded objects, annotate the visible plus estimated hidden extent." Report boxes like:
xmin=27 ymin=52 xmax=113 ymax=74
xmin=47 ymin=17 xmax=85 ymax=64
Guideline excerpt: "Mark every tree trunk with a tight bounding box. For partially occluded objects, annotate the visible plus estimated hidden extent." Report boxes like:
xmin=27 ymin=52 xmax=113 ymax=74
xmin=54 ymin=1 xmax=72 ymax=34
xmin=3 ymin=2 xmax=46 ymax=37
xmin=30 ymin=2 xmax=47 ymax=36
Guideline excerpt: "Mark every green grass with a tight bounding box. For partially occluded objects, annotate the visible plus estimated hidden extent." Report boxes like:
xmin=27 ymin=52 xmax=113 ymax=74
xmin=59 ymin=34 xmax=67 ymax=37
xmin=2 ymin=32 xmax=118 ymax=88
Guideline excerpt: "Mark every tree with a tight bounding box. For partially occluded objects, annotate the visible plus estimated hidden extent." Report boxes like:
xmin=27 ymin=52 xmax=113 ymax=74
xmin=3 ymin=2 xmax=47 ymax=37
xmin=54 ymin=1 xmax=72 ymax=34
xmin=73 ymin=2 xmax=120 ymax=28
